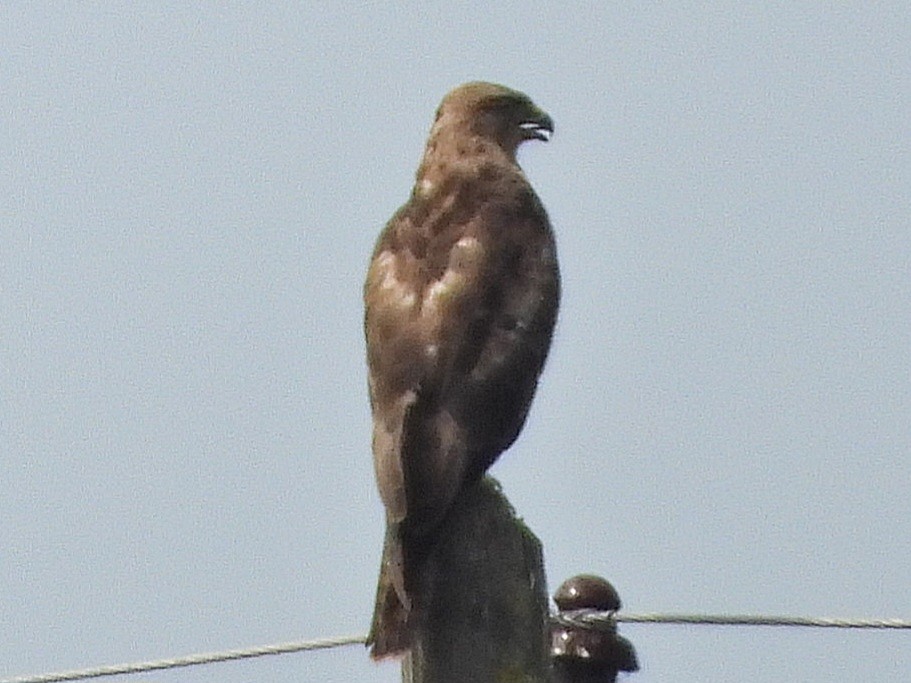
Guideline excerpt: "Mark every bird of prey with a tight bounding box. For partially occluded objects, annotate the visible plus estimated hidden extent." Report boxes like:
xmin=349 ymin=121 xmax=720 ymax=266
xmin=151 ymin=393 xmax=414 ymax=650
xmin=364 ymin=81 xmax=560 ymax=659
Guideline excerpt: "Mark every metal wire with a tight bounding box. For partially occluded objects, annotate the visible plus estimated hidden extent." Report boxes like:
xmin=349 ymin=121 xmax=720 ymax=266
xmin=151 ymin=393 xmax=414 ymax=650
xmin=4 ymin=611 xmax=910 ymax=683
xmin=0 ymin=634 xmax=366 ymax=683
xmin=610 ymin=612 xmax=911 ymax=629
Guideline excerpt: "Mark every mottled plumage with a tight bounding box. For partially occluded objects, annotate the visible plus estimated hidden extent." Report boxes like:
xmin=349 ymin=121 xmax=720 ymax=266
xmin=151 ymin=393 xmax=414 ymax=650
xmin=364 ymin=82 xmax=560 ymax=659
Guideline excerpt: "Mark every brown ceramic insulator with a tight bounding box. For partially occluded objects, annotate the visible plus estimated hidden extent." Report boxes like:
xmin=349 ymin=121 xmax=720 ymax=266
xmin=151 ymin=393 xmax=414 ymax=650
xmin=554 ymin=574 xmax=622 ymax=612
xmin=552 ymin=624 xmax=639 ymax=676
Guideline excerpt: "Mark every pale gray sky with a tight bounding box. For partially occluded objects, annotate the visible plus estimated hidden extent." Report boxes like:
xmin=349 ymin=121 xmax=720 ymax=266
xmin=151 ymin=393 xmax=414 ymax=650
xmin=2 ymin=4 xmax=910 ymax=682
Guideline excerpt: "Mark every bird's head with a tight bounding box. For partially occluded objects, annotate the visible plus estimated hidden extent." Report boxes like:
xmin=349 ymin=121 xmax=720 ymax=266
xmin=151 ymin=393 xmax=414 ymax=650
xmin=434 ymin=81 xmax=554 ymax=157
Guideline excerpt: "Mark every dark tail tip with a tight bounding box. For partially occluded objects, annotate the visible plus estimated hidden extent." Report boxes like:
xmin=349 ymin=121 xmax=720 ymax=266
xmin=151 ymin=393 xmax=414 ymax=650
xmin=368 ymin=579 xmax=412 ymax=660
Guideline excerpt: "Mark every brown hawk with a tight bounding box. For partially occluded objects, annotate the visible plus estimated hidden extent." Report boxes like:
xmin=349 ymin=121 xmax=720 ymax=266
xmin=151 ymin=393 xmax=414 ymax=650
xmin=364 ymin=81 xmax=560 ymax=658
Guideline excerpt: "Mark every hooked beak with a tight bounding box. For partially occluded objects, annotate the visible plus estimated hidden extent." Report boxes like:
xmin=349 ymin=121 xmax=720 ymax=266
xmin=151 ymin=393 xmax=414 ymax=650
xmin=520 ymin=109 xmax=554 ymax=142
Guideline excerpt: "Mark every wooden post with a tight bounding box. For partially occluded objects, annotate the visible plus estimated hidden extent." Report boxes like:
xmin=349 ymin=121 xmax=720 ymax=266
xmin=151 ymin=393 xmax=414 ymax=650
xmin=402 ymin=476 xmax=550 ymax=683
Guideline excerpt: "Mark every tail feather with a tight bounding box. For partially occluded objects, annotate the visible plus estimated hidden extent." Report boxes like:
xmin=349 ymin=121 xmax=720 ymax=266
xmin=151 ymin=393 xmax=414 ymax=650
xmin=367 ymin=529 xmax=412 ymax=659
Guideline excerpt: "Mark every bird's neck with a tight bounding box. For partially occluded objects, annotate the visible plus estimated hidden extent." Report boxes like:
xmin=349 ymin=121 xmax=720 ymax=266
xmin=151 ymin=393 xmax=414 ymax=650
xmin=414 ymin=122 xmax=518 ymax=197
